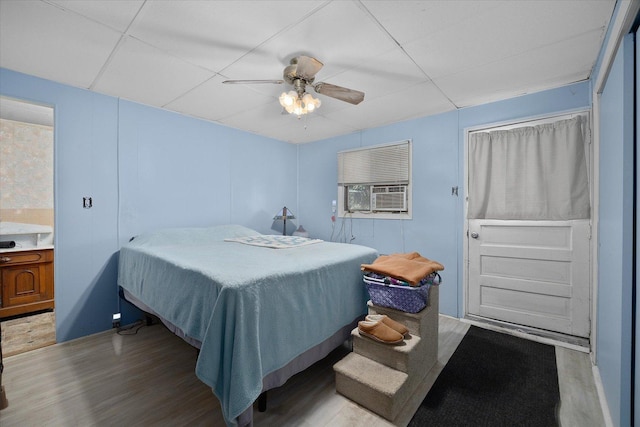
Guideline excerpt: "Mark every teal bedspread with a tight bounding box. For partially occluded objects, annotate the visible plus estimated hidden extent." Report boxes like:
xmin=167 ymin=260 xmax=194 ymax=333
xmin=117 ymin=225 xmax=378 ymax=426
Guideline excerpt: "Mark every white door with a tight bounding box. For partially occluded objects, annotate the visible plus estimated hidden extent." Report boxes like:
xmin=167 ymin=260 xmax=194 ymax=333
xmin=465 ymin=113 xmax=592 ymax=338
xmin=468 ymin=219 xmax=590 ymax=337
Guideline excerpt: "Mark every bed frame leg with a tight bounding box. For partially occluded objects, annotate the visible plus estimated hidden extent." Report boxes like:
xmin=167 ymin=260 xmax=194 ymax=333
xmin=258 ymin=391 xmax=267 ymax=412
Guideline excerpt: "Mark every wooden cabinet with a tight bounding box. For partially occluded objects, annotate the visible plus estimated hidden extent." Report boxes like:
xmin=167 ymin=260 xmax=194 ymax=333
xmin=0 ymin=249 xmax=54 ymax=318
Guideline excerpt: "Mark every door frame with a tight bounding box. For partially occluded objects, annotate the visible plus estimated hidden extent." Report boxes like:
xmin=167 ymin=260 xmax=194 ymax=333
xmin=462 ymin=108 xmax=594 ymax=349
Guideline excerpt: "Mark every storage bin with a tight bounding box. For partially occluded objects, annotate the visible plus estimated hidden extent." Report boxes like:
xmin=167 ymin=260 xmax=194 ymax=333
xmin=364 ymin=272 xmax=440 ymax=313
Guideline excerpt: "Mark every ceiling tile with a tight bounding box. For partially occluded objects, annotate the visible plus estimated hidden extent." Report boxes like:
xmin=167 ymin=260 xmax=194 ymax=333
xmin=0 ymin=0 xmax=122 ymax=88
xmin=128 ymin=1 xmax=327 ymax=73
xmin=223 ymin=0 xmax=399 ymax=82
xmin=324 ymin=80 xmax=456 ymax=131
xmin=0 ymin=0 xmax=616 ymax=144
xmin=165 ymin=75 xmax=278 ymax=122
xmin=93 ymin=36 xmax=214 ymax=107
xmin=315 ymin=47 xmax=429 ymax=103
xmin=362 ymin=0 xmax=504 ymax=45
xmin=435 ymin=30 xmax=605 ymax=107
xmin=48 ymin=0 xmax=144 ymax=32
xmin=258 ymin=114 xmax=359 ymax=144
xmin=403 ymin=0 xmax=614 ymax=79
xmin=217 ymin=102 xmax=306 ymax=136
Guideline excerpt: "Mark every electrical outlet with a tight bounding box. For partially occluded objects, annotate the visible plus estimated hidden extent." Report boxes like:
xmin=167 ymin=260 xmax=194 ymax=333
xmin=112 ymin=312 xmax=121 ymax=328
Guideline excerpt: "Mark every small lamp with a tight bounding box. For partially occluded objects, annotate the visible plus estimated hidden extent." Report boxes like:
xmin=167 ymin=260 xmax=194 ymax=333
xmin=273 ymin=206 xmax=296 ymax=236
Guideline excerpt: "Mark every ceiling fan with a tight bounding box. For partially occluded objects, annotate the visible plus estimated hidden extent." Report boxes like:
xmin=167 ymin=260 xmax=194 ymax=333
xmin=223 ymin=56 xmax=365 ymax=116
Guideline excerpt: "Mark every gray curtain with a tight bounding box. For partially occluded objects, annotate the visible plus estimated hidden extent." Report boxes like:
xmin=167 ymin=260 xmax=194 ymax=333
xmin=468 ymin=116 xmax=590 ymax=220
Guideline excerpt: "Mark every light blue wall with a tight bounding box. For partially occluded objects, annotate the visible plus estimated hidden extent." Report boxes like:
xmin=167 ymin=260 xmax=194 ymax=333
xmin=0 ymin=68 xmax=120 ymax=341
xmin=299 ymin=113 xmax=460 ymax=314
xmin=596 ymin=33 xmax=635 ymax=427
xmin=0 ymin=68 xmax=297 ymax=341
xmin=298 ymin=81 xmax=591 ymax=317
xmin=117 ymin=99 xmax=296 ymax=244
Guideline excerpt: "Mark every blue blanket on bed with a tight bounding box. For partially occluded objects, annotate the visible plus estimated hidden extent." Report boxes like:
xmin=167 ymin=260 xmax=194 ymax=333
xmin=117 ymin=225 xmax=378 ymax=426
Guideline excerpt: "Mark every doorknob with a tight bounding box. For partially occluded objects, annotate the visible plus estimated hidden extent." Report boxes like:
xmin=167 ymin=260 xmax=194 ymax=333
xmin=470 ymin=232 xmax=479 ymax=239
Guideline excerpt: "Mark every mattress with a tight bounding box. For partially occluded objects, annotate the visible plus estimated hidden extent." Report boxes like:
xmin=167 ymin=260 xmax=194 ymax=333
xmin=117 ymin=224 xmax=378 ymax=426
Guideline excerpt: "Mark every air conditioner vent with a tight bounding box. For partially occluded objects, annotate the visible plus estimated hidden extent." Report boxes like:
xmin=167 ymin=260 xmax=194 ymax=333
xmin=372 ymin=185 xmax=407 ymax=212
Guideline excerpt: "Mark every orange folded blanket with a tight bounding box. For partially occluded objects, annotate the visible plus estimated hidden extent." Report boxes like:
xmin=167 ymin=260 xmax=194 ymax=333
xmin=361 ymin=252 xmax=444 ymax=286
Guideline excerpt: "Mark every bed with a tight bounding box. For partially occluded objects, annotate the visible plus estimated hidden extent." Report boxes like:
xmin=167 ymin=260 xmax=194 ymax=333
xmin=117 ymin=224 xmax=378 ymax=426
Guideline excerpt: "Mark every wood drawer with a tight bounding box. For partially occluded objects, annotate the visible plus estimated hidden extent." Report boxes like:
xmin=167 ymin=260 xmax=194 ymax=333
xmin=0 ymin=249 xmax=53 ymax=266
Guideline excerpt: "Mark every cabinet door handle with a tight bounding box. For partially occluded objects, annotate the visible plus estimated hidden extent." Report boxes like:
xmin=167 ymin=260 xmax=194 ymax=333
xmin=0 ymin=257 xmax=11 ymax=263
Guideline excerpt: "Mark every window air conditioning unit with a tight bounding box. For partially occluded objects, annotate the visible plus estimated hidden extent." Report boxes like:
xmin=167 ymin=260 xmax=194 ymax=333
xmin=371 ymin=185 xmax=407 ymax=212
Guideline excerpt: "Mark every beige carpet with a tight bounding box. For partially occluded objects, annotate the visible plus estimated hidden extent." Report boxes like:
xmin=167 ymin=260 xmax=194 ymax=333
xmin=1 ymin=311 xmax=56 ymax=357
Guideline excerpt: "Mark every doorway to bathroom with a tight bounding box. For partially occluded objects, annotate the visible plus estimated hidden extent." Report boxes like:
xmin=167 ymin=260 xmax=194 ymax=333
xmin=0 ymin=96 xmax=56 ymax=355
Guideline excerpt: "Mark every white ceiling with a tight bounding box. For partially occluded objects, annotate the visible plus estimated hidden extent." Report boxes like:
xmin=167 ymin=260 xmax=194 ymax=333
xmin=0 ymin=0 xmax=616 ymax=143
xmin=0 ymin=97 xmax=54 ymax=127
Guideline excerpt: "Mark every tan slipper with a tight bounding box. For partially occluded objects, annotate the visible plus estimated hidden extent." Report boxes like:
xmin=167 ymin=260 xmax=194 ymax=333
xmin=358 ymin=320 xmax=404 ymax=344
xmin=365 ymin=314 xmax=409 ymax=336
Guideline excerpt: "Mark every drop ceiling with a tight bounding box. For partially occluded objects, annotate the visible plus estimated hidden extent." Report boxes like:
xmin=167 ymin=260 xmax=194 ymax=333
xmin=0 ymin=0 xmax=616 ymax=143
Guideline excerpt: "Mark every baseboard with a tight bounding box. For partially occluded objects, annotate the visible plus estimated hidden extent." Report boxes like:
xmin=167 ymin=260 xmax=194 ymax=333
xmin=592 ymin=365 xmax=614 ymax=427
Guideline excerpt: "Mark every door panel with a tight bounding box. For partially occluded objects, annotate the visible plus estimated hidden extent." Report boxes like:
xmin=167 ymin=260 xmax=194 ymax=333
xmin=468 ymin=219 xmax=590 ymax=337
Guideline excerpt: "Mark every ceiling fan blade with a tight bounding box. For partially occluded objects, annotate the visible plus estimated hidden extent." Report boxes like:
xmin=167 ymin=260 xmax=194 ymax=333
xmin=313 ymin=82 xmax=364 ymax=105
xmin=222 ymin=79 xmax=284 ymax=84
xmin=295 ymin=56 xmax=323 ymax=80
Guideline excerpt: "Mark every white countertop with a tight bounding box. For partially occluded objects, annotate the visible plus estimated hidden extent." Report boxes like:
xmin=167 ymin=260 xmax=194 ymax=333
xmin=0 ymin=244 xmax=54 ymax=254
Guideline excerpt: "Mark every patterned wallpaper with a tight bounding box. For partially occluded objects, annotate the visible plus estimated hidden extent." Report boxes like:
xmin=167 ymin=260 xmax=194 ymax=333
xmin=0 ymin=118 xmax=54 ymax=219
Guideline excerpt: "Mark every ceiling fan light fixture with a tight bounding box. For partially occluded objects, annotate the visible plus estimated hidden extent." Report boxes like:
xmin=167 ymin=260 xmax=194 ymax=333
xmin=279 ymin=91 xmax=321 ymax=116
xmin=279 ymin=91 xmax=297 ymax=107
xmin=293 ymin=99 xmax=304 ymax=116
xmin=226 ymin=56 xmax=363 ymax=115
xmin=302 ymin=93 xmax=321 ymax=112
